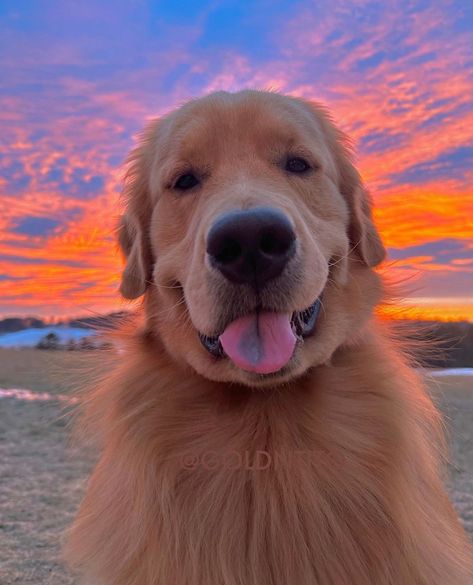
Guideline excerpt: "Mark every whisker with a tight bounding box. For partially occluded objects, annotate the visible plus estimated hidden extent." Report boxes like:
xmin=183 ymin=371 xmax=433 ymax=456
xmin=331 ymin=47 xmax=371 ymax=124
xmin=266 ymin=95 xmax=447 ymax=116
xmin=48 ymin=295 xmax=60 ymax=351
xmin=328 ymin=240 xmax=363 ymax=268
xmin=147 ymin=296 xmax=188 ymax=320
xmin=318 ymin=297 xmax=327 ymax=317
xmin=146 ymin=279 xmax=183 ymax=291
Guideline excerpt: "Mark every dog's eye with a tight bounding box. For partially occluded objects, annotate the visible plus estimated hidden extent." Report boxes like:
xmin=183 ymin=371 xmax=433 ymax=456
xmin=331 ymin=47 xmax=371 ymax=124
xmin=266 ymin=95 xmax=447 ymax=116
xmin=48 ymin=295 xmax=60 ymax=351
xmin=174 ymin=173 xmax=200 ymax=191
xmin=285 ymin=157 xmax=311 ymax=173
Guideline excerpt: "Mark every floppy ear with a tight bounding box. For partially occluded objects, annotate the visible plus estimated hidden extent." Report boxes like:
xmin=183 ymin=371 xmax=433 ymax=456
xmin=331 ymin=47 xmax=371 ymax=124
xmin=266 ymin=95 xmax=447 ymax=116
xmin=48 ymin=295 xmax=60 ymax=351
xmin=117 ymin=212 xmax=151 ymax=299
xmin=306 ymin=101 xmax=386 ymax=267
xmin=117 ymin=120 xmax=159 ymax=299
xmin=337 ymin=156 xmax=386 ymax=268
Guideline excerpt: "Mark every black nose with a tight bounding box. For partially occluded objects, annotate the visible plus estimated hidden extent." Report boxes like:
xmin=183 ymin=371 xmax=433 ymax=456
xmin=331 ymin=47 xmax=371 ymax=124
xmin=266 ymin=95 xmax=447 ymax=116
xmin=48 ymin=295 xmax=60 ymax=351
xmin=206 ymin=207 xmax=296 ymax=287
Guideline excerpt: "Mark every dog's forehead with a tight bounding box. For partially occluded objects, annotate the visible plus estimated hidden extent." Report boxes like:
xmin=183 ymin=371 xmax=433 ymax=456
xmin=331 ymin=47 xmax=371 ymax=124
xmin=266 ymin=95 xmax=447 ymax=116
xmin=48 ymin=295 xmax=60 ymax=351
xmin=159 ymin=92 xmax=328 ymax=157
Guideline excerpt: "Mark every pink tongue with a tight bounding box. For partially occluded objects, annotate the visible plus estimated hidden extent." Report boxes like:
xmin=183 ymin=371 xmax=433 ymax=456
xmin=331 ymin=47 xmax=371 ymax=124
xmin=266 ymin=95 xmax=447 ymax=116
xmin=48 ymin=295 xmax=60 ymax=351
xmin=219 ymin=312 xmax=296 ymax=374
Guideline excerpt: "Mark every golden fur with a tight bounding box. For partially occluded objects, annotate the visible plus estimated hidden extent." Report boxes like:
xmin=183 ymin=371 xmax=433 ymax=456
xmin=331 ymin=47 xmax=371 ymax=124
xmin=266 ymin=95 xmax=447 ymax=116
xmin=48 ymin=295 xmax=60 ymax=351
xmin=65 ymin=90 xmax=473 ymax=584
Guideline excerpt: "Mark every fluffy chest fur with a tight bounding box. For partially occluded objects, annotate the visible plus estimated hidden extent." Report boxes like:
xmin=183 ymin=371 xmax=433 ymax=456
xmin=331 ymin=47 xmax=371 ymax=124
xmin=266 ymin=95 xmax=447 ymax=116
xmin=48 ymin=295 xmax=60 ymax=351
xmin=65 ymin=329 xmax=473 ymax=585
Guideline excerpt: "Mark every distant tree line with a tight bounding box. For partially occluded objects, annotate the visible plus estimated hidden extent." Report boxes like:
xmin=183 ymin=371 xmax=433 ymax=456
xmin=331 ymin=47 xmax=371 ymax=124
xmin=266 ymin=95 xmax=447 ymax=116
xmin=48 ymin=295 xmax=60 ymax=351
xmin=0 ymin=317 xmax=45 ymax=333
xmin=36 ymin=332 xmax=112 ymax=351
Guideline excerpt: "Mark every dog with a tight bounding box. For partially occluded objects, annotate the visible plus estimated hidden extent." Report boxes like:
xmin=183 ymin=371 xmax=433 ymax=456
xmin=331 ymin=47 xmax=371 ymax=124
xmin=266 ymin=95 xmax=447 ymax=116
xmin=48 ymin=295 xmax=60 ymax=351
xmin=65 ymin=90 xmax=473 ymax=584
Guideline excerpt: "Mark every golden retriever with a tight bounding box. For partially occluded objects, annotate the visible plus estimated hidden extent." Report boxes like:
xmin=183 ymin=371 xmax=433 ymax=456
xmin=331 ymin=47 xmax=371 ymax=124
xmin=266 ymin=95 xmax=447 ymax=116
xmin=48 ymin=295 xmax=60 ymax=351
xmin=65 ymin=90 xmax=473 ymax=584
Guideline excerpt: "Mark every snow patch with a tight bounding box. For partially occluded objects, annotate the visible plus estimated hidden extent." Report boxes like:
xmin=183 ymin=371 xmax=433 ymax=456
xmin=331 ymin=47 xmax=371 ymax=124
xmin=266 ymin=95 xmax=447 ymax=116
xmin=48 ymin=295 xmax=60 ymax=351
xmin=0 ymin=326 xmax=95 ymax=348
xmin=428 ymin=368 xmax=473 ymax=377
xmin=0 ymin=387 xmax=79 ymax=404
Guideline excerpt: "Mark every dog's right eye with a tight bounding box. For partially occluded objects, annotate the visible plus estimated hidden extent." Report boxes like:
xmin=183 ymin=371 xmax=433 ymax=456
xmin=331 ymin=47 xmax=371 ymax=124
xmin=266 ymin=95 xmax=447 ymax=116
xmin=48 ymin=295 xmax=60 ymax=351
xmin=173 ymin=173 xmax=200 ymax=191
xmin=285 ymin=157 xmax=311 ymax=173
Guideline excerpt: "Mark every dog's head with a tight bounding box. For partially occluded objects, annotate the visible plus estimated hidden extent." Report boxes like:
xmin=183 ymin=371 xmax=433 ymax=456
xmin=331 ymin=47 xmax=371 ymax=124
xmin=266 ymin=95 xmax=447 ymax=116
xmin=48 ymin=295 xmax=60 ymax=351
xmin=118 ymin=90 xmax=385 ymax=387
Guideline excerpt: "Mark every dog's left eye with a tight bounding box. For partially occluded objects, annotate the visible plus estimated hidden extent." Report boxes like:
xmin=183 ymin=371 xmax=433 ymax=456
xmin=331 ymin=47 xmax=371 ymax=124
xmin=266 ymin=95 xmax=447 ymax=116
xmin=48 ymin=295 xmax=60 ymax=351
xmin=174 ymin=173 xmax=200 ymax=191
xmin=285 ymin=157 xmax=311 ymax=173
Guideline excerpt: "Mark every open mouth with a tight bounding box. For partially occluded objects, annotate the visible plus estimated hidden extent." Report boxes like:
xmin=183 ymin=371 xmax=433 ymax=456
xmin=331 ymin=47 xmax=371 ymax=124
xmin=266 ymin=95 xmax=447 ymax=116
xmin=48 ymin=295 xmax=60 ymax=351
xmin=198 ymin=298 xmax=321 ymax=374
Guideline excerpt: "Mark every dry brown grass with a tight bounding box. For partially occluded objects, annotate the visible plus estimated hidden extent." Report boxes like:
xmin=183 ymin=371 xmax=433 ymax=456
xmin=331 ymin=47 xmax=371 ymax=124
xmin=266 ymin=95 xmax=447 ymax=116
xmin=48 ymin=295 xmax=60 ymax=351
xmin=0 ymin=348 xmax=98 ymax=395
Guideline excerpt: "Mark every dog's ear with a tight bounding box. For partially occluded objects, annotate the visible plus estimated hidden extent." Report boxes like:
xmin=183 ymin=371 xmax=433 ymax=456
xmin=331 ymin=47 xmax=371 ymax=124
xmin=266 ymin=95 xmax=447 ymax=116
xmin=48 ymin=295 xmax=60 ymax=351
xmin=337 ymin=157 xmax=386 ymax=267
xmin=117 ymin=212 xmax=151 ymax=299
xmin=117 ymin=120 xmax=159 ymax=299
xmin=306 ymin=101 xmax=386 ymax=267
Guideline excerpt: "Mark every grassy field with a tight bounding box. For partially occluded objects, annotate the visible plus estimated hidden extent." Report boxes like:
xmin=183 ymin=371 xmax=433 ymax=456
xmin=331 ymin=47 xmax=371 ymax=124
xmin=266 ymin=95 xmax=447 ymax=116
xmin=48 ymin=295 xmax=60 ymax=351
xmin=0 ymin=348 xmax=471 ymax=584
xmin=0 ymin=348 xmax=98 ymax=396
xmin=0 ymin=349 xmax=98 ymax=585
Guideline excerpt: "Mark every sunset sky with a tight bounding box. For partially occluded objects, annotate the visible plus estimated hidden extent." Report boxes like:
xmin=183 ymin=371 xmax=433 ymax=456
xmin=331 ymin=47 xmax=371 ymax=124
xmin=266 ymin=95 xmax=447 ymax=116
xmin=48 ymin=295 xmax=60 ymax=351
xmin=0 ymin=0 xmax=472 ymax=321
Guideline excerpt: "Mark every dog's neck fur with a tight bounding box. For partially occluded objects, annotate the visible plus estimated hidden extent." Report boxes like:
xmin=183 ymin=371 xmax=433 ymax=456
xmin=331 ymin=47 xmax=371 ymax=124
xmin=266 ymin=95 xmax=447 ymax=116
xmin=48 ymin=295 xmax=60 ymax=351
xmin=67 ymin=326 xmax=473 ymax=585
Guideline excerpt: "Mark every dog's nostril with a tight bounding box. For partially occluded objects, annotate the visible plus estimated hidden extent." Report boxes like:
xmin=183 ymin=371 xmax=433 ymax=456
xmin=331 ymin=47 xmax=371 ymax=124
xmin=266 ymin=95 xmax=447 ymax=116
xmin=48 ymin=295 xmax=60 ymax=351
xmin=260 ymin=231 xmax=288 ymax=256
xmin=216 ymin=239 xmax=241 ymax=264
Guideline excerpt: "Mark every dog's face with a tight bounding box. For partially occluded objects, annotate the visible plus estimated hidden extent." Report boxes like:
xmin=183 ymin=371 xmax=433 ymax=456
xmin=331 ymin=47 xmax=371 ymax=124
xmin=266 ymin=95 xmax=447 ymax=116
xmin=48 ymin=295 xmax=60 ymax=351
xmin=119 ymin=91 xmax=385 ymax=387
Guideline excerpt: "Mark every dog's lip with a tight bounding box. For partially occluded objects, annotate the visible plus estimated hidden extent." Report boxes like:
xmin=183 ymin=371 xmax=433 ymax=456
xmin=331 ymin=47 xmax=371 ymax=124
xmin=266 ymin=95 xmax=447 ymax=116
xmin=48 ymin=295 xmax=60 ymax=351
xmin=198 ymin=297 xmax=322 ymax=360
